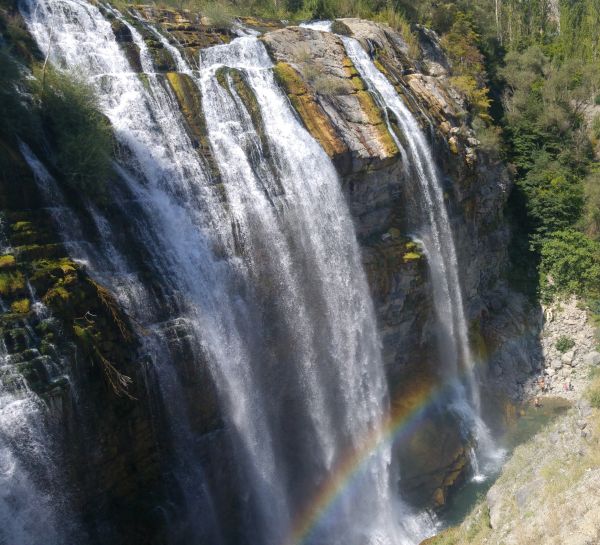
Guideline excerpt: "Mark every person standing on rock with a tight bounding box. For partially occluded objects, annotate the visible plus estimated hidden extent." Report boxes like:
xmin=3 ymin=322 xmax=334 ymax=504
xmin=538 ymin=377 xmax=546 ymax=393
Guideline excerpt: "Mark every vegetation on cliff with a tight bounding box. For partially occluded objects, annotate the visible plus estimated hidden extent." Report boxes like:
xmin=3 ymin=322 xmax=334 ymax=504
xmin=391 ymin=1 xmax=600 ymax=309
xmin=0 ymin=2 xmax=135 ymax=399
xmin=0 ymin=4 xmax=113 ymax=200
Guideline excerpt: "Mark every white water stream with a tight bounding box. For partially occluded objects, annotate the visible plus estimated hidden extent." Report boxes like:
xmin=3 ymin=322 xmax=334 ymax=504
xmin=337 ymin=29 xmax=501 ymax=474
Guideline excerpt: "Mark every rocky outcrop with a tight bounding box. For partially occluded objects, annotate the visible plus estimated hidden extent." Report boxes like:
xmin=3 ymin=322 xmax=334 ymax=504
xmin=263 ymin=25 xmax=398 ymax=172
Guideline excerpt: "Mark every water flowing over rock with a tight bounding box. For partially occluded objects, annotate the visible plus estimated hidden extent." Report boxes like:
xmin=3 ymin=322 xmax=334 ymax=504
xmin=0 ymin=2 xmax=544 ymax=544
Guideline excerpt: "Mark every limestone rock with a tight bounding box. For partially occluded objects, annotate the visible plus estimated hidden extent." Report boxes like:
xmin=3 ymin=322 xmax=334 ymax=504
xmin=583 ymin=351 xmax=600 ymax=366
xmin=562 ymin=350 xmax=575 ymax=365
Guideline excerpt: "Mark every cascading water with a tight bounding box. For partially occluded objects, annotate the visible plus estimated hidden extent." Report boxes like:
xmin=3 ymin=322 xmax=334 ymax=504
xmin=21 ymin=1 xmax=435 ymax=543
xmin=0 ymin=349 xmax=63 ymax=545
xmin=319 ymin=27 xmax=500 ymax=473
xmin=0 ymin=211 xmax=78 ymax=545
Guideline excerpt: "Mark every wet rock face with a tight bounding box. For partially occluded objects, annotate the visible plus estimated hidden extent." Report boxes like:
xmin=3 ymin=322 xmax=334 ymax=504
xmin=0 ymin=149 xmax=167 ymax=544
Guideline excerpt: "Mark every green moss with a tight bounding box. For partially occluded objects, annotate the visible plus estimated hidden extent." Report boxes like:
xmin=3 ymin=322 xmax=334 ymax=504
xmin=0 ymin=254 xmax=16 ymax=269
xmin=374 ymin=58 xmax=389 ymax=77
xmin=43 ymin=286 xmax=70 ymax=306
xmin=0 ymin=270 xmax=25 ymax=296
xmin=12 ymin=221 xmax=33 ymax=232
xmin=355 ymin=90 xmax=398 ymax=156
xmin=272 ymin=62 xmax=309 ymax=96
xmin=10 ymin=298 xmax=30 ymax=313
xmin=403 ymin=251 xmax=422 ymax=262
xmin=165 ymin=71 xmax=209 ymax=150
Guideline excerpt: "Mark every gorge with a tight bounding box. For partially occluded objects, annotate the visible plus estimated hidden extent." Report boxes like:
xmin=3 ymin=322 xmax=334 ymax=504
xmin=0 ymin=1 xmax=597 ymax=544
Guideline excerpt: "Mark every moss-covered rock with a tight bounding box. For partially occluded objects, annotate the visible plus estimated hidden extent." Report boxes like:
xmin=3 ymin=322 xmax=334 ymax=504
xmin=10 ymin=297 xmax=30 ymax=313
xmin=273 ymin=61 xmax=348 ymax=160
xmin=0 ymin=254 xmax=15 ymax=269
xmin=263 ymin=27 xmax=399 ymax=172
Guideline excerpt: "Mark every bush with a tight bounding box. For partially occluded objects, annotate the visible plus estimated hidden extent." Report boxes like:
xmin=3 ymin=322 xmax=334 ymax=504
xmin=472 ymin=116 xmax=502 ymax=154
xmin=34 ymin=67 xmax=112 ymax=200
xmin=539 ymin=229 xmax=600 ymax=298
xmin=555 ymin=335 xmax=575 ymax=353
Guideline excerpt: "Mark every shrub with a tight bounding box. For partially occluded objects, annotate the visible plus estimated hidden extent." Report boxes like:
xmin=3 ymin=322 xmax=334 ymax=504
xmin=539 ymin=229 xmax=600 ymax=298
xmin=472 ymin=117 xmax=502 ymax=154
xmin=34 ymin=67 xmax=112 ymax=200
xmin=555 ymin=335 xmax=575 ymax=353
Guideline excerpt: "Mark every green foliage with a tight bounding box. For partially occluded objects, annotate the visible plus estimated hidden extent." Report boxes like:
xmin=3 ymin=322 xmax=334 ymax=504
xmin=539 ymin=229 xmax=600 ymax=298
xmin=558 ymin=0 xmax=600 ymax=62
xmin=439 ymin=11 xmax=492 ymax=121
xmin=519 ymin=157 xmax=584 ymax=245
xmin=583 ymin=170 xmax=600 ymax=240
xmin=0 ymin=30 xmax=112 ymax=201
xmin=555 ymin=335 xmax=575 ymax=354
xmin=34 ymin=67 xmax=112 ymax=199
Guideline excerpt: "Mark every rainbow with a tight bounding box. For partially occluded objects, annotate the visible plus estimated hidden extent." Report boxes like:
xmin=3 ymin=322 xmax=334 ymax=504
xmin=283 ymin=379 xmax=442 ymax=545
xmin=282 ymin=323 xmax=534 ymax=545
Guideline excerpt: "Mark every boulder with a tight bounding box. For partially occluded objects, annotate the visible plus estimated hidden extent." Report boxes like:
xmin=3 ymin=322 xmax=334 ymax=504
xmin=582 ymin=351 xmax=600 ymax=366
xmin=551 ymin=359 xmax=563 ymax=370
xmin=561 ymin=350 xmax=575 ymax=365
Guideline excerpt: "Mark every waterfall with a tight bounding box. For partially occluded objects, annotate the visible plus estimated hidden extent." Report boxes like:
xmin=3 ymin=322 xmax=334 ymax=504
xmin=21 ymin=1 xmax=435 ymax=543
xmin=318 ymin=27 xmax=498 ymax=470
xmin=0 ymin=358 xmax=62 ymax=544
xmin=0 ymin=213 xmax=77 ymax=545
